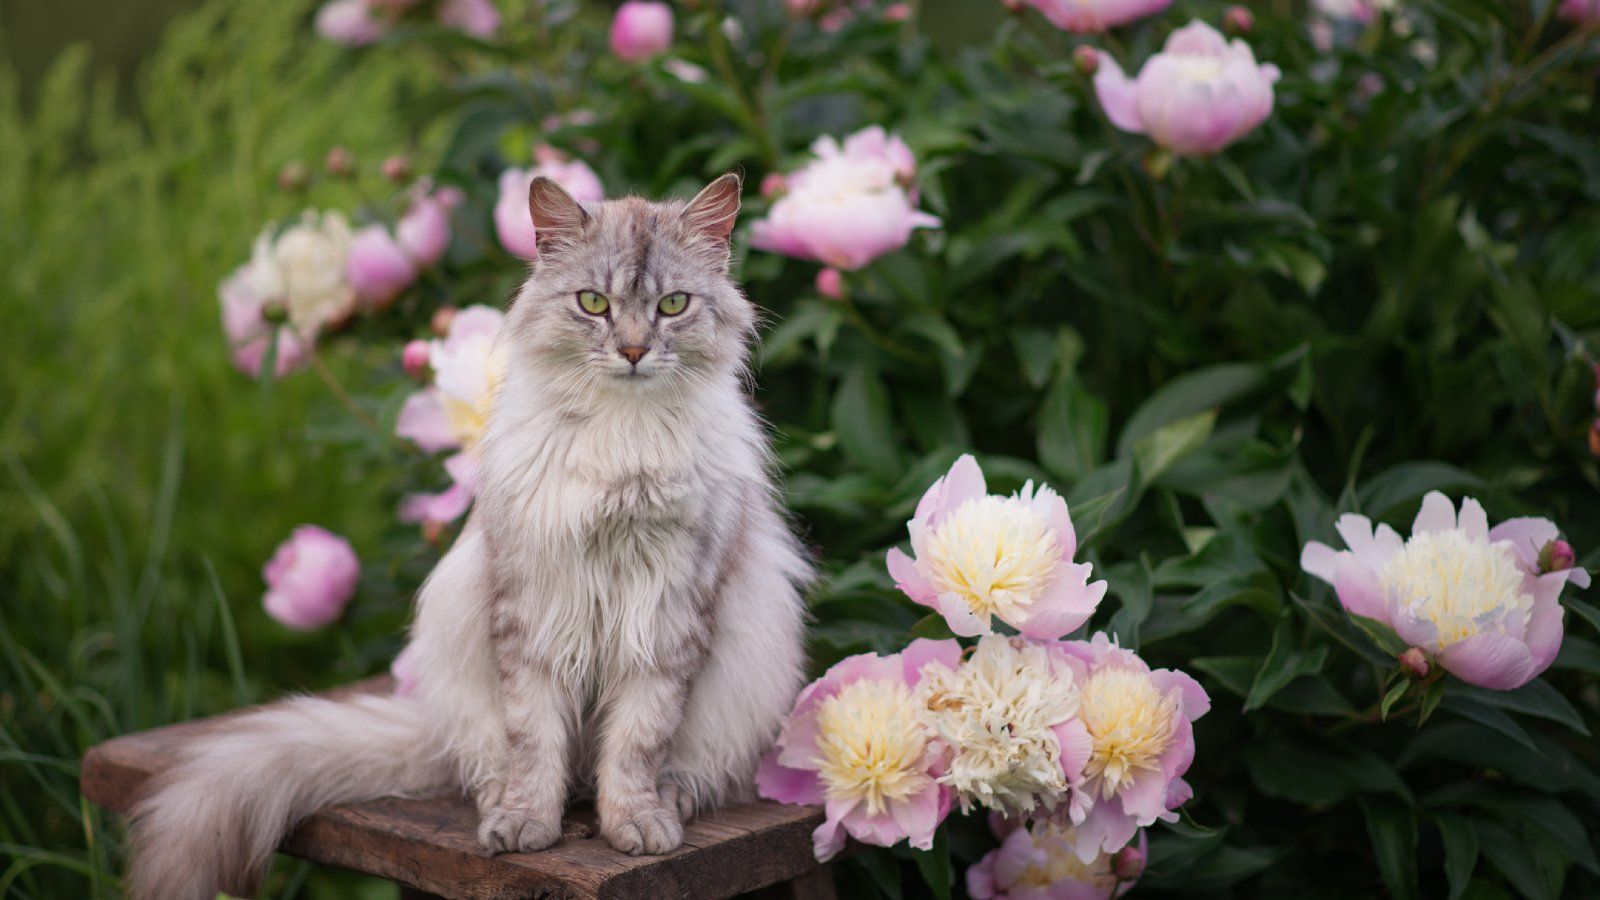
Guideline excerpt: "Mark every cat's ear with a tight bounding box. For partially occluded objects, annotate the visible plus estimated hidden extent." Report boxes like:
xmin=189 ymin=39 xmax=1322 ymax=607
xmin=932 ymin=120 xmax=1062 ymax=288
xmin=682 ymin=172 xmax=743 ymax=244
xmin=528 ymin=176 xmax=589 ymax=251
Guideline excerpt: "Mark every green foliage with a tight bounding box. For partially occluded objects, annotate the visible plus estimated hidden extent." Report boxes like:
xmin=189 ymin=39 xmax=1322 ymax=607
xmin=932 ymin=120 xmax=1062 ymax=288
xmin=6 ymin=0 xmax=1600 ymax=897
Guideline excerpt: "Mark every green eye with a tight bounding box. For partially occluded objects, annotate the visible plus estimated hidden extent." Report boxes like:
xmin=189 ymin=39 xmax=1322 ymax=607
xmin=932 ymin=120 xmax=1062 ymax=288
xmin=658 ymin=292 xmax=690 ymax=316
xmin=578 ymin=290 xmax=609 ymax=315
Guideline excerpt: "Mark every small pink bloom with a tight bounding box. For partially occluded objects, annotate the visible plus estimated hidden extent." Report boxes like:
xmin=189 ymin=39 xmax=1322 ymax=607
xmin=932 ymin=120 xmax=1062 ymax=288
xmin=750 ymin=126 xmax=939 ymax=271
xmin=815 ymin=267 xmax=844 ymax=299
xmin=1094 ymin=20 xmax=1280 ymax=156
xmin=967 ymin=824 xmax=1146 ymax=900
xmin=315 ymin=0 xmax=389 ymax=46
xmin=402 ymin=339 xmax=432 ymax=381
xmin=396 ymin=183 xmax=461 ymax=268
xmin=760 ymin=172 xmax=788 ymax=199
xmin=1301 ymin=492 xmax=1590 ymax=691
xmin=437 ymin=0 xmax=500 ymax=38
xmin=347 ymin=224 xmax=418 ymax=306
xmin=382 ymin=155 xmax=411 ymax=183
xmin=610 ymin=1 xmax=674 ymax=62
xmin=1398 ymin=647 xmax=1430 ymax=680
xmin=494 ymin=151 xmax=604 ymax=260
xmin=1223 ymin=5 xmax=1253 ymax=34
xmin=887 ymin=455 xmax=1108 ymax=640
xmin=1055 ymin=634 xmax=1207 ymax=860
xmin=757 ymin=640 xmax=960 ymax=860
xmin=1074 ymin=45 xmax=1101 ymax=75
xmin=1021 ymin=0 xmax=1172 ymax=33
xmin=262 ymin=526 xmax=360 ymax=631
xmin=884 ymin=3 xmax=911 ymax=22
xmin=1542 ymin=539 xmax=1577 ymax=574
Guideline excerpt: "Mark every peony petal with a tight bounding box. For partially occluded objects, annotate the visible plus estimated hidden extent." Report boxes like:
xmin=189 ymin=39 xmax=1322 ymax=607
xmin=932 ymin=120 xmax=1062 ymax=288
xmin=1014 ymin=562 xmax=1106 ymax=640
xmin=1457 ymin=497 xmax=1490 ymax=542
xmin=1412 ymin=491 xmax=1459 ymax=536
xmin=1488 ymin=517 xmax=1560 ymax=573
xmin=901 ymin=638 xmax=963 ymax=685
xmin=1437 ymin=632 xmax=1536 ymax=690
xmin=887 ymin=546 xmax=937 ymax=605
xmin=936 ymin=593 xmax=992 ymax=637
xmin=395 ymin=389 xmax=460 ymax=453
xmin=1333 ymin=555 xmax=1392 ymax=625
xmin=1052 ymin=717 xmax=1093 ymax=784
xmin=1152 ymin=668 xmax=1211 ymax=720
xmin=1093 ymin=57 xmax=1146 ymax=134
xmin=756 ymin=751 xmax=826 ymax=805
xmin=1300 ymin=540 xmax=1339 ymax=585
xmin=1524 ymin=575 xmax=1566 ymax=674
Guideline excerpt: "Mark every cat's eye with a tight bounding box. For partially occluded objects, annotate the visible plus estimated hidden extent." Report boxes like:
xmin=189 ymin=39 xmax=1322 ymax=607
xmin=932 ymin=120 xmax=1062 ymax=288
xmin=658 ymin=292 xmax=690 ymax=316
xmin=577 ymin=290 xmax=609 ymax=316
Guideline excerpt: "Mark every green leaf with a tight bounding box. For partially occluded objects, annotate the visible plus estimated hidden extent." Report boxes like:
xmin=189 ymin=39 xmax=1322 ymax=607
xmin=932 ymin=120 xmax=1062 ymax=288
xmin=912 ymin=827 xmax=952 ymax=900
xmin=1433 ymin=814 xmax=1480 ymax=900
xmin=830 ymin=364 xmax=902 ymax=481
xmin=1356 ymin=462 xmax=1484 ymax=521
xmin=1439 ymin=693 xmax=1539 ymax=752
xmin=899 ymin=311 xmax=965 ymax=359
xmin=1116 ymin=362 xmax=1268 ymax=457
xmin=1565 ymin=598 xmax=1600 ymax=636
xmin=1245 ymin=615 xmax=1328 ymax=711
xmin=1350 ymin=614 xmax=1409 ymax=656
xmin=1037 ymin=374 xmax=1109 ymax=484
xmin=907 ymin=613 xmax=954 ymax=641
xmin=1132 ymin=409 xmax=1217 ymax=484
xmin=1381 ymin=677 xmax=1411 ymax=721
xmin=1419 ymin=678 xmax=1446 ymax=725
xmin=1478 ymin=821 xmax=1559 ymax=900
xmin=1361 ymin=797 xmax=1419 ymax=900
xmin=1452 ymin=680 xmax=1588 ymax=736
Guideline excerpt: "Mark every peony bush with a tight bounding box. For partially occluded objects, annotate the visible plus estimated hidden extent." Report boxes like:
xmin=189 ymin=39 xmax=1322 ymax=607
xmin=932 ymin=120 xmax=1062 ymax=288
xmin=223 ymin=0 xmax=1600 ymax=895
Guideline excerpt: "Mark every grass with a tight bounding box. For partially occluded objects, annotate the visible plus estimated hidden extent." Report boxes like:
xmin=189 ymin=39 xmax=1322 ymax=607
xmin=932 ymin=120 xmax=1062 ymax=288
xmin=0 ymin=2 xmax=445 ymax=895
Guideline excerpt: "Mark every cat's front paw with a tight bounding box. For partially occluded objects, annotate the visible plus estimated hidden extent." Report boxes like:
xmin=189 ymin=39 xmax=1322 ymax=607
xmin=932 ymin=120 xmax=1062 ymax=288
xmin=601 ymin=803 xmax=684 ymax=856
xmin=477 ymin=806 xmax=562 ymax=856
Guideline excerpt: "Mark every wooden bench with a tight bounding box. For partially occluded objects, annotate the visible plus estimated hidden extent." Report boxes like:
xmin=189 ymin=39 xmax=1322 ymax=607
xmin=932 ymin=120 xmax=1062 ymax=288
xmin=80 ymin=678 xmax=831 ymax=900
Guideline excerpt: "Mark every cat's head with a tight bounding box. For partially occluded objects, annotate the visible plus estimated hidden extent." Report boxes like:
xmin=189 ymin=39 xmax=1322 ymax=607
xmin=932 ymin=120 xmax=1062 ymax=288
xmin=507 ymin=173 xmax=756 ymax=394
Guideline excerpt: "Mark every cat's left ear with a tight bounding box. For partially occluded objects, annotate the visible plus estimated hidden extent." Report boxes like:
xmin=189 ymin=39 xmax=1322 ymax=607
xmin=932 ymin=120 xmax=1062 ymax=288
xmin=682 ymin=172 xmax=743 ymax=244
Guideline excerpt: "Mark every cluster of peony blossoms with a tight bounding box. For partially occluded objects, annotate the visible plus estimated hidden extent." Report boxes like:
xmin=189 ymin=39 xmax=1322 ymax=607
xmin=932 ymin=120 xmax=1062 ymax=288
xmin=750 ymin=126 xmax=940 ymax=286
xmin=1302 ymin=491 xmax=1589 ymax=690
xmin=220 ymin=211 xmax=356 ymax=378
xmin=315 ymin=0 xmax=499 ymax=46
xmin=493 ymin=145 xmax=605 ymax=260
xmin=759 ymin=456 xmax=1208 ymax=889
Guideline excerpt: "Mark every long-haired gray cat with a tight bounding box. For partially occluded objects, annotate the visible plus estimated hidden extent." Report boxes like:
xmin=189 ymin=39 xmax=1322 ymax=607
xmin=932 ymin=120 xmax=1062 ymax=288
xmin=128 ymin=173 xmax=813 ymax=899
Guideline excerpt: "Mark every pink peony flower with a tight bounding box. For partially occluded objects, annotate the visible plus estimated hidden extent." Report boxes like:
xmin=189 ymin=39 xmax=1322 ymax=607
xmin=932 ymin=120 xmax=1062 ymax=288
xmin=609 ymin=1 xmax=674 ymax=62
xmin=888 ymin=455 xmax=1108 ymax=640
xmin=347 ymin=224 xmax=417 ymax=306
xmin=968 ymin=824 xmax=1146 ymax=900
xmin=1093 ymin=20 xmax=1280 ymax=157
xmin=493 ymin=148 xmax=605 ymax=260
xmin=815 ymin=267 xmax=844 ymax=299
xmin=757 ymin=639 xmax=961 ymax=860
xmin=749 ymin=126 xmax=939 ymax=271
xmin=315 ymin=0 xmax=388 ymax=45
xmin=396 ymin=304 xmax=505 ymax=453
xmin=437 ymin=0 xmax=500 ymax=38
xmin=1300 ymin=491 xmax=1589 ymax=690
xmin=315 ymin=0 xmax=499 ymax=45
xmin=1020 ymin=0 xmax=1172 ymax=34
xmin=219 ymin=263 xmax=307 ymax=379
xmin=262 ymin=526 xmax=361 ymax=631
xmin=402 ymin=338 xmax=432 ymax=380
xmin=1054 ymin=634 xmax=1208 ymax=861
xmin=1566 ymin=0 xmax=1600 ymax=22
xmin=399 ymin=451 xmax=481 ymax=525
xmin=397 ymin=183 xmax=463 ymax=268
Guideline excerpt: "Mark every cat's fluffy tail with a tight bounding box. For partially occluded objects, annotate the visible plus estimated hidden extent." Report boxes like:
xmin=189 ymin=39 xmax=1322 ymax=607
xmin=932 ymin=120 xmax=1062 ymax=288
xmin=126 ymin=690 xmax=453 ymax=900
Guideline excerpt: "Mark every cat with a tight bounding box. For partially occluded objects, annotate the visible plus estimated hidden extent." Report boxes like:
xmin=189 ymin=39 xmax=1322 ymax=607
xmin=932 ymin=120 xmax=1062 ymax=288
xmin=127 ymin=173 xmax=813 ymax=899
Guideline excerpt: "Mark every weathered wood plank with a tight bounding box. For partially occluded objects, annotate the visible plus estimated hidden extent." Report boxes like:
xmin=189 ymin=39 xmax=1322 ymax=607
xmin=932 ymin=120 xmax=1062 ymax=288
xmin=80 ymin=679 xmax=826 ymax=900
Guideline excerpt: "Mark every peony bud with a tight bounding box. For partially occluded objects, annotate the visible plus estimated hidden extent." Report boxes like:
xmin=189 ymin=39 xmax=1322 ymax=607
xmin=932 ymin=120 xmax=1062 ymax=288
xmin=815 ymin=267 xmax=844 ymax=300
xmin=402 ymin=339 xmax=432 ymax=381
xmin=325 ymin=145 xmax=355 ymax=178
xmin=760 ymin=172 xmax=788 ymax=200
xmin=609 ymin=1 xmax=674 ymax=62
xmin=1224 ymin=5 xmax=1253 ymax=34
xmin=277 ymin=161 xmax=309 ymax=193
xmin=262 ymin=526 xmax=360 ymax=631
xmin=1001 ymin=0 xmax=1025 ymax=13
xmin=431 ymin=304 xmax=459 ymax=336
xmin=1398 ymin=647 xmax=1430 ymax=680
xmin=422 ymin=518 xmax=446 ymax=546
xmin=1113 ymin=842 xmax=1146 ymax=881
xmin=884 ymin=3 xmax=911 ymax=22
xmin=1074 ymin=45 xmax=1101 ymax=76
xmin=382 ymin=155 xmax=412 ymax=183
xmin=347 ymin=224 xmax=418 ymax=307
xmin=1540 ymin=539 xmax=1577 ymax=574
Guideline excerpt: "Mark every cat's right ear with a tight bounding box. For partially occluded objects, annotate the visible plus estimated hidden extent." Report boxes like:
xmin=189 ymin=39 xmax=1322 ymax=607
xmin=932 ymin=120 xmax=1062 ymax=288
xmin=528 ymin=176 xmax=589 ymax=252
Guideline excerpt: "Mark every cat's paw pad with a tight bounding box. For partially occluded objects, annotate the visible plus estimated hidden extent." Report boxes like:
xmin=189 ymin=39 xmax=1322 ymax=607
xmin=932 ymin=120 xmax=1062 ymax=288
xmin=602 ymin=804 xmax=684 ymax=855
xmin=657 ymin=774 xmax=697 ymax=821
xmin=477 ymin=806 xmax=562 ymax=856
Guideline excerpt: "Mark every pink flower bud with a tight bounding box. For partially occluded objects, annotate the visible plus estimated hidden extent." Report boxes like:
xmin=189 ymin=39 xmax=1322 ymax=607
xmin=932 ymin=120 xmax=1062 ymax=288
xmin=884 ymin=3 xmax=911 ymax=22
xmin=1540 ymin=539 xmax=1577 ymax=574
xmin=315 ymin=0 xmax=389 ymax=46
xmin=262 ymin=526 xmax=360 ymax=631
xmin=815 ymin=267 xmax=844 ymax=299
xmin=347 ymin=224 xmax=418 ymax=307
xmin=325 ymin=145 xmax=355 ymax=178
xmin=1074 ymin=45 xmax=1101 ymax=75
xmin=1224 ymin=5 xmax=1254 ymax=34
xmin=431 ymin=305 xmax=459 ymax=336
xmin=397 ymin=187 xmax=454 ymax=268
xmin=277 ymin=161 xmax=309 ymax=192
xmin=610 ymin=1 xmax=674 ymax=62
xmin=402 ymin=339 xmax=432 ymax=381
xmin=382 ymin=155 xmax=412 ymax=183
xmin=760 ymin=172 xmax=788 ymax=200
xmin=1113 ymin=842 xmax=1146 ymax=881
xmin=1398 ymin=647 xmax=1430 ymax=680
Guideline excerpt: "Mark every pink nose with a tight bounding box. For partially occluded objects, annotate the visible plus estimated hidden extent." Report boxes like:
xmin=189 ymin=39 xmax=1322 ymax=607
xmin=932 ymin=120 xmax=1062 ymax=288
xmin=619 ymin=345 xmax=649 ymax=365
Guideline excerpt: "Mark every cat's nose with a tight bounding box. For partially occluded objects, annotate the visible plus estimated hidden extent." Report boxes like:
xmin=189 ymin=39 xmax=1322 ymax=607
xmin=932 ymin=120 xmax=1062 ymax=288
xmin=618 ymin=345 xmax=650 ymax=365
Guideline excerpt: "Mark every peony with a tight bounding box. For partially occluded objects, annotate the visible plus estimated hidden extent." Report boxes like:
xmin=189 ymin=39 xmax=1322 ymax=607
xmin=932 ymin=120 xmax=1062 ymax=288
xmin=749 ymin=126 xmax=940 ymax=271
xmin=396 ymin=306 xmax=504 ymax=524
xmin=269 ymin=211 xmax=358 ymax=336
xmin=399 ymin=451 xmax=481 ymax=525
xmin=348 ymin=184 xmax=462 ymax=305
xmin=609 ymin=1 xmax=674 ymax=62
xmin=219 ymin=259 xmax=307 ymax=379
xmin=1056 ymin=634 xmax=1208 ymax=861
xmin=757 ymin=640 xmax=960 ymax=860
xmin=1300 ymin=491 xmax=1589 ymax=690
xmin=315 ymin=0 xmax=499 ymax=46
xmin=1093 ymin=20 xmax=1280 ymax=157
xmin=888 ymin=455 xmax=1108 ymax=640
xmin=1020 ymin=0 xmax=1172 ymax=34
xmin=262 ymin=526 xmax=361 ymax=631
xmin=494 ymin=147 xmax=605 ymax=260
xmin=968 ymin=823 xmax=1146 ymax=900
xmin=916 ymin=635 xmax=1090 ymax=816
